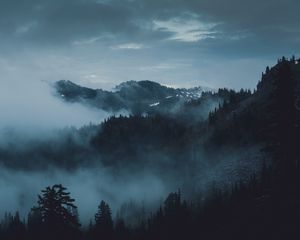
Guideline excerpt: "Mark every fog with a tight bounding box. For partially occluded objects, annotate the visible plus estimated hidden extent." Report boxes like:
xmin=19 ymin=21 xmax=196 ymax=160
xmin=0 ymin=70 xmax=173 ymax=225
xmin=0 ymin=66 xmax=263 ymax=226
xmin=0 ymin=65 xmax=135 ymax=224
xmin=0 ymin=78 xmax=110 ymax=131
xmin=0 ymin=144 xmax=263 ymax=225
xmin=0 ymin=146 xmax=264 ymax=229
xmin=0 ymin=166 xmax=169 ymax=225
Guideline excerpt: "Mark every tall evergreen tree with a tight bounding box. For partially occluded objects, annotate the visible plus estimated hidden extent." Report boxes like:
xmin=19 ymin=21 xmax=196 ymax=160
xmin=94 ymin=200 xmax=114 ymax=240
xmin=37 ymin=184 xmax=81 ymax=240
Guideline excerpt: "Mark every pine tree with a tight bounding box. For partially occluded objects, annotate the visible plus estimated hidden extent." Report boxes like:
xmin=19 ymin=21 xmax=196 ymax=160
xmin=94 ymin=200 xmax=114 ymax=240
xmin=37 ymin=184 xmax=81 ymax=240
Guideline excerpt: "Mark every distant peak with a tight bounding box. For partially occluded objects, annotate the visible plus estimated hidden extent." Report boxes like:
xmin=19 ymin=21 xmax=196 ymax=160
xmin=115 ymin=80 xmax=163 ymax=91
xmin=56 ymin=80 xmax=79 ymax=86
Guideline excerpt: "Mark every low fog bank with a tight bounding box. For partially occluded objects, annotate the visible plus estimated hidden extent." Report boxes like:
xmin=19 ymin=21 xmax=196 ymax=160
xmin=0 ymin=77 xmax=111 ymax=132
xmin=0 ymin=74 xmax=265 ymax=226
xmin=0 ymin=143 xmax=264 ymax=225
xmin=0 ymin=74 xmax=122 ymax=168
xmin=0 ymin=166 xmax=168 ymax=225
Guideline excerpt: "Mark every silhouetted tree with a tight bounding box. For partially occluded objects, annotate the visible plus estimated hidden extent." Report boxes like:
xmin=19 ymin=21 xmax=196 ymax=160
xmin=27 ymin=207 xmax=43 ymax=240
xmin=94 ymin=200 xmax=114 ymax=240
xmin=115 ymin=218 xmax=130 ymax=240
xmin=37 ymin=184 xmax=81 ymax=240
xmin=2 ymin=212 xmax=26 ymax=240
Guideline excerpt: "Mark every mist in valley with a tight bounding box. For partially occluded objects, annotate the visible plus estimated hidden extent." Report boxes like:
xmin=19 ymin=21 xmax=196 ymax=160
xmin=0 ymin=74 xmax=264 ymax=225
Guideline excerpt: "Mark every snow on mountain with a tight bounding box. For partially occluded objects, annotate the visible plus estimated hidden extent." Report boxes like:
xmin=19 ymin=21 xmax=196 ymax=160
xmin=149 ymin=102 xmax=160 ymax=107
xmin=54 ymin=80 xmax=215 ymax=114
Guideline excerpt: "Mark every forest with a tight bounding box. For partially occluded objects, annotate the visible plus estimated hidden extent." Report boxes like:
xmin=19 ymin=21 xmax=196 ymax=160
xmin=0 ymin=57 xmax=300 ymax=240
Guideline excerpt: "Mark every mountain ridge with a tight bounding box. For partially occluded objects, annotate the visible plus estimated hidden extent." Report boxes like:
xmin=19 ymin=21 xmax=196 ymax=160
xmin=54 ymin=79 xmax=215 ymax=114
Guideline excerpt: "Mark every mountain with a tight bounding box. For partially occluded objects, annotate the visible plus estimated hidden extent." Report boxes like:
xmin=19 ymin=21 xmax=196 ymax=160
xmin=7 ymin=57 xmax=300 ymax=174
xmin=90 ymin=57 xmax=300 ymax=184
xmin=1 ymin=57 xmax=300 ymax=240
xmin=1 ymin=58 xmax=299 ymax=196
xmin=54 ymin=80 xmax=213 ymax=115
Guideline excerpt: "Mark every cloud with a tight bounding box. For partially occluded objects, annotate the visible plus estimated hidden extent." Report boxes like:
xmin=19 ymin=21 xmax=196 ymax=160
xmin=0 ymin=0 xmax=298 ymax=51
xmin=15 ymin=21 xmax=38 ymax=35
xmin=139 ymin=62 xmax=191 ymax=71
xmin=112 ymin=43 xmax=145 ymax=50
xmin=153 ymin=18 xmax=218 ymax=42
xmin=0 ymin=0 xmax=298 ymax=90
xmin=0 ymin=79 xmax=108 ymax=131
xmin=72 ymin=36 xmax=104 ymax=46
xmin=0 ymin=53 xmax=111 ymax=131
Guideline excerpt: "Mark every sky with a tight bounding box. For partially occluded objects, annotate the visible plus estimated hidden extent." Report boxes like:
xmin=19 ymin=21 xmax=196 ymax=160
xmin=0 ymin=0 xmax=299 ymax=90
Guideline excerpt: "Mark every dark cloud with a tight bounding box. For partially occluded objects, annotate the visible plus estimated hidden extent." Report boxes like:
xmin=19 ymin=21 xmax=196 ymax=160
xmin=0 ymin=0 xmax=298 ymax=89
xmin=0 ymin=0 xmax=298 ymax=50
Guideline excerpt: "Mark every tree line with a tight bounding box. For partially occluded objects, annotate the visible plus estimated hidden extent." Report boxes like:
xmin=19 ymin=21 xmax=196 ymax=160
xmin=1 ymin=158 xmax=300 ymax=240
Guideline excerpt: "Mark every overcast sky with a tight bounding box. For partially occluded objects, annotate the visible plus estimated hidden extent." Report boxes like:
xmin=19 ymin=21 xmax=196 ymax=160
xmin=0 ymin=0 xmax=299 ymax=90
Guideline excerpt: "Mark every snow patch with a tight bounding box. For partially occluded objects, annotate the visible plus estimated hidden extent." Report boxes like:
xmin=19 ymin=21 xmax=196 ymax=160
xmin=149 ymin=102 xmax=160 ymax=107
